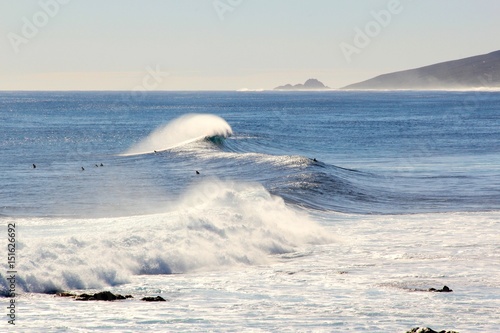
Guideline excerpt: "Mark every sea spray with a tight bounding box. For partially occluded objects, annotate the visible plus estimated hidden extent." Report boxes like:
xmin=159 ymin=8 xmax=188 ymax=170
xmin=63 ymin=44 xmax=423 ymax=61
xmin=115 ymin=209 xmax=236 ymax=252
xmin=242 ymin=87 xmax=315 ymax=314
xmin=0 ymin=179 xmax=332 ymax=294
xmin=122 ymin=114 xmax=233 ymax=156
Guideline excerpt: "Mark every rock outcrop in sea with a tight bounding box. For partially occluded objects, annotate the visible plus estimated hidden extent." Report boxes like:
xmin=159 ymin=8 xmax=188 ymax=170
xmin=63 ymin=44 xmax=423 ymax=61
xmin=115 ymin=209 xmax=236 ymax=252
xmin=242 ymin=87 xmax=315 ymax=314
xmin=57 ymin=291 xmax=171 ymax=301
xmin=275 ymin=78 xmax=330 ymax=90
xmin=74 ymin=291 xmax=133 ymax=301
xmin=406 ymin=327 xmax=459 ymax=333
xmin=141 ymin=296 xmax=167 ymax=302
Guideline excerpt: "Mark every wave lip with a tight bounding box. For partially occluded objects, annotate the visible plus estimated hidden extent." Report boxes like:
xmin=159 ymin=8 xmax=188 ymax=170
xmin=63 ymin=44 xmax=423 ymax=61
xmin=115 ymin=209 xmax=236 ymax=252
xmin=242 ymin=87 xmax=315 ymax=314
xmin=122 ymin=114 xmax=233 ymax=156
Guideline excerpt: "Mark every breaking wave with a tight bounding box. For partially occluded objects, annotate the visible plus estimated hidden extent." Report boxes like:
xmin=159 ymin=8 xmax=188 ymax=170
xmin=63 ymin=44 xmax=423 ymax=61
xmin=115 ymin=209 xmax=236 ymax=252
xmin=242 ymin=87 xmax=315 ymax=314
xmin=122 ymin=114 xmax=232 ymax=156
xmin=0 ymin=180 xmax=331 ymax=295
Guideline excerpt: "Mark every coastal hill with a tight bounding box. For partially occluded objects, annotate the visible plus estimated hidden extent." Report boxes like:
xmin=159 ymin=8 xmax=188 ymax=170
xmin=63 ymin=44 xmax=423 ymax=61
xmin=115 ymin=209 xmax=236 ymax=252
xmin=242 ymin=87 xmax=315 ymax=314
xmin=275 ymin=79 xmax=330 ymax=90
xmin=343 ymin=50 xmax=500 ymax=90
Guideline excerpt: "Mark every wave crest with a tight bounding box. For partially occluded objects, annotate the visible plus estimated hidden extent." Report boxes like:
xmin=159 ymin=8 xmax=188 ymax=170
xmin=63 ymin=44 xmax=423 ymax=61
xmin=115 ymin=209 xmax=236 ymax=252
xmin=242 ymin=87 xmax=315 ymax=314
xmin=122 ymin=114 xmax=232 ymax=156
xmin=0 ymin=180 xmax=331 ymax=295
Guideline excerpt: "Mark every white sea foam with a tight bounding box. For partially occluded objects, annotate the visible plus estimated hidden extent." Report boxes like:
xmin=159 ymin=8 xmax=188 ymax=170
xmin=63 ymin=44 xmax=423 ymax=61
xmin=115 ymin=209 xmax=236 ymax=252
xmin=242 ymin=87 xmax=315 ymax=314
xmin=173 ymin=140 xmax=314 ymax=168
xmin=10 ymin=211 xmax=500 ymax=332
xmin=122 ymin=114 xmax=233 ymax=156
xmin=0 ymin=179 xmax=330 ymax=294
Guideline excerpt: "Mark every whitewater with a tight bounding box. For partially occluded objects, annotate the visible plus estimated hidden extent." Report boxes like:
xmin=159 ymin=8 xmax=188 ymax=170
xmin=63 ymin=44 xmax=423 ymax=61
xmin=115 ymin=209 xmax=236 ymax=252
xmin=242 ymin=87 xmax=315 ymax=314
xmin=0 ymin=91 xmax=499 ymax=332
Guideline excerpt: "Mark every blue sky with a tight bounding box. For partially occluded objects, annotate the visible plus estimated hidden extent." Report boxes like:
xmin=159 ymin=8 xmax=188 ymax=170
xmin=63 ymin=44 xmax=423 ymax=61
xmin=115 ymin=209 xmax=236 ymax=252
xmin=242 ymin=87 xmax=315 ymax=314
xmin=1 ymin=0 xmax=499 ymax=90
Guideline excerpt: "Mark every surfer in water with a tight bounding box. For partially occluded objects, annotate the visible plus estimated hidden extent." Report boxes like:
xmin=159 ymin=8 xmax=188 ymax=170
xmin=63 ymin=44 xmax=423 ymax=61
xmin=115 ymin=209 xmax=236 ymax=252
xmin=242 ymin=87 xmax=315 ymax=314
xmin=33 ymin=163 xmax=36 ymax=169
xmin=196 ymin=170 xmax=200 ymax=175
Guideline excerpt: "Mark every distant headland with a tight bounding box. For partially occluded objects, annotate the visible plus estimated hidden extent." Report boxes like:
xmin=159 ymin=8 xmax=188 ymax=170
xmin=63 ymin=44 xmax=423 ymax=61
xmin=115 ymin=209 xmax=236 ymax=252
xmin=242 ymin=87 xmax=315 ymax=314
xmin=275 ymin=79 xmax=330 ymax=90
xmin=343 ymin=50 xmax=500 ymax=90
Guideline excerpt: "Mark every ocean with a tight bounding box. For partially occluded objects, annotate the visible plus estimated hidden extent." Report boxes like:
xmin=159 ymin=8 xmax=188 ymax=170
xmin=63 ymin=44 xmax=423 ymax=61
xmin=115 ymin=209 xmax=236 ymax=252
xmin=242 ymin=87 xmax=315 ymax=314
xmin=1 ymin=91 xmax=499 ymax=332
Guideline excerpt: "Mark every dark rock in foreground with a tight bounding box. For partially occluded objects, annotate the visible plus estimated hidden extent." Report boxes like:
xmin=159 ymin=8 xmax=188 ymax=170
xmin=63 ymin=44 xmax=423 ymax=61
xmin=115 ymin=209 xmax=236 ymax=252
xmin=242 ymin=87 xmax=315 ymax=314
xmin=275 ymin=78 xmax=330 ymax=90
xmin=429 ymin=285 xmax=453 ymax=292
xmin=343 ymin=50 xmax=500 ymax=90
xmin=141 ymin=296 xmax=167 ymax=302
xmin=406 ymin=327 xmax=459 ymax=333
xmin=408 ymin=285 xmax=453 ymax=293
xmin=74 ymin=291 xmax=133 ymax=301
xmin=57 ymin=290 xmax=169 ymax=302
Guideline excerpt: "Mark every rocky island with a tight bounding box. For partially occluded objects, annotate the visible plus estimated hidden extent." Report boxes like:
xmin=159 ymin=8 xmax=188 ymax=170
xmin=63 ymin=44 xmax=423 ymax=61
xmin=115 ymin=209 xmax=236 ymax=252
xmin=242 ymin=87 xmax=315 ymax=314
xmin=275 ymin=78 xmax=330 ymax=90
